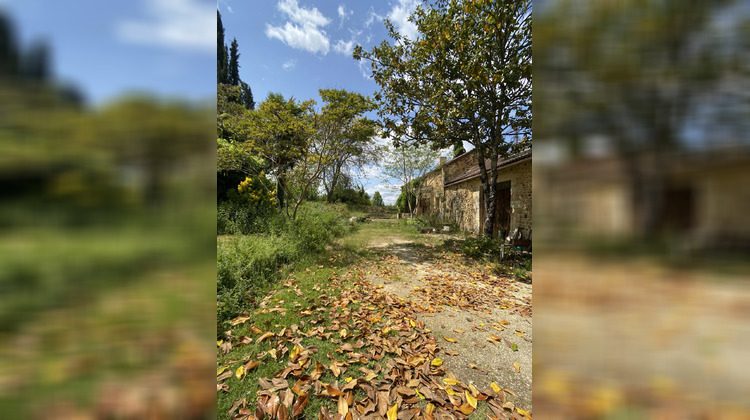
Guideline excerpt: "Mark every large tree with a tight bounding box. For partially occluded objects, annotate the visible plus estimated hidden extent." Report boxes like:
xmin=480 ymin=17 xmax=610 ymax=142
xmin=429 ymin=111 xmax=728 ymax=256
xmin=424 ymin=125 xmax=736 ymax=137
xmin=228 ymin=38 xmax=241 ymax=86
xmin=217 ymin=10 xmax=228 ymax=84
xmin=354 ymin=0 xmax=531 ymax=237
xmin=315 ymin=89 xmax=378 ymax=203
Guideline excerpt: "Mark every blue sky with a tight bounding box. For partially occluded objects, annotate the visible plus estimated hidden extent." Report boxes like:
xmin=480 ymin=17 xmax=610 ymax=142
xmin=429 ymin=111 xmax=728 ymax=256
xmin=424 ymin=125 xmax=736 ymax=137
xmin=0 ymin=0 xmax=215 ymax=106
xmin=218 ymin=0 xmax=448 ymax=204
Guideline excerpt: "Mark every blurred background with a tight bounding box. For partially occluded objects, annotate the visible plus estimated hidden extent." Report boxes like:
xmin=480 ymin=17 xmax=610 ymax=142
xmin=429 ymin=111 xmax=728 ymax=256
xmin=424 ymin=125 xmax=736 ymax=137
xmin=534 ymin=0 xmax=750 ymax=418
xmin=0 ymin=1 xmax=215 ymax=419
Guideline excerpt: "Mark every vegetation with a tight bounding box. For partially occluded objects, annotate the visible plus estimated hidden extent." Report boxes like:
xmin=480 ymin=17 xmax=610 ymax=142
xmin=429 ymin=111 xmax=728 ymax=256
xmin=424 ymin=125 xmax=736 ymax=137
xmin=355 ymin=0 xmax=532 ymax=237
xmin=381 ymin=143 xmax=440 ymax=215
xmin=218 ymin=10 xmax=254 ymax=110
xmin=371 ymin=191 xmax=384 ymax=207
xmin=217 ymin=202 xmax=353 ymax=335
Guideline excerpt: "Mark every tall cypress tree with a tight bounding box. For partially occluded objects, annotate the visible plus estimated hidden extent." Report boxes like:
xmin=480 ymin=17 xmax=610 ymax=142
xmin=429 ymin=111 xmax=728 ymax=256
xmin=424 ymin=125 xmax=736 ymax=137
xmin=217 ymin=10 xmax=228 ymax=84
xmin=228 ymin=38 xmax=240 ymax=86
xmin=240 ymin=81 xmax=254 ymax=110
xmin=0 ymin=12 xmax=20 ymax=78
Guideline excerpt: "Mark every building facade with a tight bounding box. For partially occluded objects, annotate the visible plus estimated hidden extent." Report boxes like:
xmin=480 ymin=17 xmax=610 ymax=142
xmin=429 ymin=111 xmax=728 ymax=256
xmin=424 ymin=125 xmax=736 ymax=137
xmin=417 ymin=149 xmax=532 ymax=239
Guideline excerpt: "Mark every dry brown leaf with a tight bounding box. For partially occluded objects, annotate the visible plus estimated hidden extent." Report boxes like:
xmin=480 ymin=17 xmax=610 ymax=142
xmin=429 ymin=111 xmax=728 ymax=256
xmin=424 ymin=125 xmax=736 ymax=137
xmin=337 ymin=395 xmax=349 ymax=416
xmin=292 ymin=392 xmax=309 ymax=417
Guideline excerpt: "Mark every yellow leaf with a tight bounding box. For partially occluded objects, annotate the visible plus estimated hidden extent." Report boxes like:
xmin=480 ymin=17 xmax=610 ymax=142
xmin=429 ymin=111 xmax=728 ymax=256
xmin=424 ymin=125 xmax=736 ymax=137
xmin=514 ymin=363 xmax=521 ymax=373
xmin=235 ymin=365 xmax=244 ymax=380
xmin=230 ymin=313 xmax=251 ymax=326
xmin=491 ymin=382 xmax=501 ymax=393
xmin=217 ymin=366 xmax=227 ymax=375
xmin=290 ymin=345 xmax=301 ymax=361
xmin=443 ymin=378 xmax=460 ymax=385
xmin=409 ymin=319 xmax=416 ymax=327
xmin=515 ymin=332 xmax=525 ymax=338
xmin=217 ymin=340 xmax=223 ymax=347
xmin=445 ymin=385 xmax=457 ymax=396
xmin=425 ymin=403 xmax=435 ymax=415
xmin=465 ymin=391 xmax=477 ymax=408
xmin=344 ymin=377 xmax=353 ymax=383
xmin=431 ymin=358 xmax=443 ymax=367
xmin=443 ymin=336 xmax=457 ymax=343
xmin=415 ymin=389 xmax=425 ymax=400
xmin=517 ymin=408 xmax=532 ymax=419
xmin=387 ymin=403 xmax=398 ymax=420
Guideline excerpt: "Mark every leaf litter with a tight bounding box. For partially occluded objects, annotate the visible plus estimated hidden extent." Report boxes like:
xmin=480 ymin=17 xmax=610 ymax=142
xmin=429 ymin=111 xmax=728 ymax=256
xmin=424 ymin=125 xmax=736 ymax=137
xmin=219 ymin=225 xmax=532 ymax=419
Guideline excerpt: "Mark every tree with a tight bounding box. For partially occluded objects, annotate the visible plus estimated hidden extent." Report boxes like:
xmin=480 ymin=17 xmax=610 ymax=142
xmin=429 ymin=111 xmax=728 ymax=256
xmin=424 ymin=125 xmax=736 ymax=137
xmin=217 ymin=10 xmax=228 ymax=84
xmin=372 ymin=191 xmax=384 ymax=207
xmin=314 ymin=89 xmax=378 ymax=203
xmin=240 ymin=80 xmax=255 ymax=110
xmin=228 ymin=38 xmax=241 ymax=86
xmin=242 ymin=93 xmax=314 ymax=215
xmin=382 ymin=143 xmax=440 ymax=216
xmin=354 ymin=0 xmax=531 ymax=237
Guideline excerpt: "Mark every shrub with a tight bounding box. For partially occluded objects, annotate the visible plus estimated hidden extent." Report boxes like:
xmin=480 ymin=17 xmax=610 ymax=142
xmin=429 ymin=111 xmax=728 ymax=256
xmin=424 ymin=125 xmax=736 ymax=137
xmin=216 ymin=202 xmax=352 ymax=335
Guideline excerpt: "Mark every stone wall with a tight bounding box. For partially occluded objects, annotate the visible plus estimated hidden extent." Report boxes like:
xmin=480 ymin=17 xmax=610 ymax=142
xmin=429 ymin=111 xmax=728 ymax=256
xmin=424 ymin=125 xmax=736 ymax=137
xmin=444 ymin=158 xmax=532 ymax=236
xmin=445 ymin=178 xmax=482 ymax=233
xmin=417 ymin=168 xmax=445 ymax=216
xmin=443 ymin=151 xmax=478 ymax=181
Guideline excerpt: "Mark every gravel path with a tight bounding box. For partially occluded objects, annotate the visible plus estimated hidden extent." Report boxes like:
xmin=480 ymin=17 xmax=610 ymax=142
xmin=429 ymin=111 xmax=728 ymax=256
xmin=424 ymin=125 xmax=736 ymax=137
xmin=364 ymin=222 xmax=533 ymax=411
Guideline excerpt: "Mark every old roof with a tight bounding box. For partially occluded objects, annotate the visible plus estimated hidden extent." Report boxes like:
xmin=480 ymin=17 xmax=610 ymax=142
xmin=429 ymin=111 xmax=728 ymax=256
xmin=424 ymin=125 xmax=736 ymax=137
xmin=444 ymin=148 xmax=531 ymax=187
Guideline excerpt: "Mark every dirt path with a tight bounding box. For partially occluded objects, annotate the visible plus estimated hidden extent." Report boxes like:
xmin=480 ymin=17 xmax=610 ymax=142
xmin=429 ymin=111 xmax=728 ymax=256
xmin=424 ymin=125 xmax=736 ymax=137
xmin=364 ymin=219 xmax=533 ymax=410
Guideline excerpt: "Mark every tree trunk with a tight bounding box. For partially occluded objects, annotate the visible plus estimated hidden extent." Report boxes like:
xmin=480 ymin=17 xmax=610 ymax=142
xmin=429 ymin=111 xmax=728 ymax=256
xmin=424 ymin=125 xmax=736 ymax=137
xmin=476 ymin=145 xmax=499 ymax=238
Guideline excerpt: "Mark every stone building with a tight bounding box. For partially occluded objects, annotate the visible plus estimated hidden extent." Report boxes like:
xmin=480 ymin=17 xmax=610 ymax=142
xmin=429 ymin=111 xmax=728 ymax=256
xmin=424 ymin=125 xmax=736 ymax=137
xmin=416 ymin=148 xmax=532 ymax=239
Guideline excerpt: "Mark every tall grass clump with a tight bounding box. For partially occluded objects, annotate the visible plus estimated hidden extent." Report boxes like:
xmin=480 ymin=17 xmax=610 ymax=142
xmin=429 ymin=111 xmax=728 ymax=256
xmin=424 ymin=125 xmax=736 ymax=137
xmin=217 ymin=202 xmax=352 ymax=334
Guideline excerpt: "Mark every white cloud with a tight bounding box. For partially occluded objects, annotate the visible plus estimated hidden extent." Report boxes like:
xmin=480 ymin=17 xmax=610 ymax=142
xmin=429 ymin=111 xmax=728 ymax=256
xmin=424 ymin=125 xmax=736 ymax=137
xmin=333 ymin=39 xmax=354 ymax=55
xmin=265 ymin=0 xmax=331 ymax=55
xmin=337 ymin=4 xmax=352 ymax=27
xmin=387 ymin=0 xmax=419 ymax=40
xmin=282 ymin=59 xmax=297 ymax=71
xmin=364 ymin=8 xmax=384 ymax=28
xmin=117 ymin=0 xmax=215 ymax=53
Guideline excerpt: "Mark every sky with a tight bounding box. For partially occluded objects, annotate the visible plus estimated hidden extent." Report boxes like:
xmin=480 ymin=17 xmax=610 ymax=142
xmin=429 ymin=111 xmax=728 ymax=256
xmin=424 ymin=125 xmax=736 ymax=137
xmin=0 ymin=0 xmax=216 ymax=106
xmin=218 ymin=0 xmax=451 ymax=205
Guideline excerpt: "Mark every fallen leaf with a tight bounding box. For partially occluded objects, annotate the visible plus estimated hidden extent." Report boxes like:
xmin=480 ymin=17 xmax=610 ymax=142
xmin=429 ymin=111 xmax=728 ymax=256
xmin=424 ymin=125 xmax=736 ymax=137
xmin=230 ymin=313 xmax=251 ymax=326
xmin=466 ymin=391 xmax=477 ymax=408
xmin=337 ymin=395 xmax=349 ymax=416
xmin=431 ymin=358 xmax=443 ymax=367
xmin=443 ymin=336 xmax=457 ymax=343
xmin=235 ymin=365 xmax=244 ymax=380
xmin=386 ymin=403 xmax=398 ymax=420
xmin=258 ymin=332 xmax=274 ymax=343
xmin=514 ymin=362 xmax=520 ymax=373
xmin=517 ymin=408 xmax=532 ymax=419
xmin=458 ymin=403 xmax=474 ymax=415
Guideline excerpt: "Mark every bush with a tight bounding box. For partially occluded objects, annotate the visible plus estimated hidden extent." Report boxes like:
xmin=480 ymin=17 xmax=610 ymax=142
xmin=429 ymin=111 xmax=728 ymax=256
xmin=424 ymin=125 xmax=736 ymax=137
xmin=216 ymin=202 xmax=352 ymax=335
